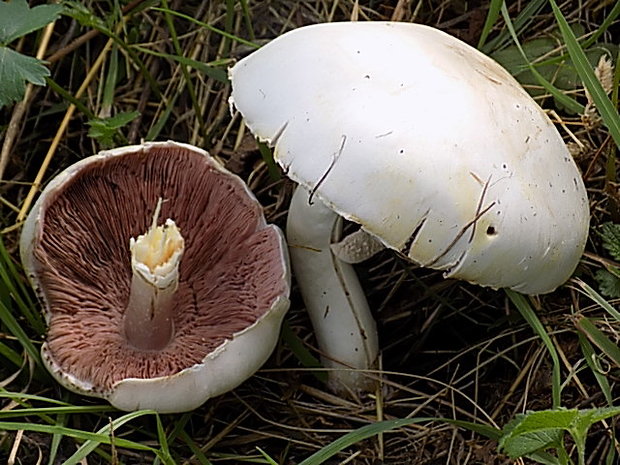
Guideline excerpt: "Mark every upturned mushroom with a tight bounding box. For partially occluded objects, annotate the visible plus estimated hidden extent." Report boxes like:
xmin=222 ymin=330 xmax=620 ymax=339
xmin=20 ymin=141 xmax=290 ymax=412
xmin=229 ymin=22 xmax=590 ymax=393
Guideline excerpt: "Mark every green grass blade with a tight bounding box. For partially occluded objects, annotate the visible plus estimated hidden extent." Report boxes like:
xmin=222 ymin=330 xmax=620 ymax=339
xmin=506 ymin=290 xmax=561 ymax=408
xmin=0 ymin=340 xmax=23 ymax=367
xmin=45 ymin=77 xmax=93 ymax=117
xmin=575 ymin=316 xmax=620 ymax=368
xmin=149 ymin=7 xmax=259 ymax=49
xmin=0 ymin=235 xmax=45 ymax=335
xmin=145 ymin=92 xmax=180 ymax=141
xmin=256 ymin=447 xmax=279 ymax=465
xmin=257 ymin=141 xmax=282 ymax=182
xmin=0 ymin=300 xmax=41 ymax=366
xmin=0 ymin=389 xmax=72 ymax=404
xmin=613 ymin=49 xmax=619 ymax=107
xmin=574 ymin=279 xmax=620 ymax=322
xmin=582 ymin=0 xmax=620 ymax=49
xmin=440 ymin=418 xmax=502 ymax=440
xmin=549 ymin=0 xmax=620 ymax=148
xmin=61 ymin=410 xmax=163 ymax=465
xmin=578 ymin=334 xmax=613 ymax=405
xmin=477 ymin=0 xmax=503 ymax=49
xmin=298 ymin=417 xmax=499 ymax=465
xmin=178 ymin=429 xmax=214 ymax=465
xmin=0 ymin=419 xmax=157 ymax=451
xmin=160 ymin=0 xmax=206 ymax=136
xmin=165 ymin=412 xmax=191 ymax=445
xmin=280 ymin=320 xmax=327 ymax=383
xmin=155 ymin=413 xmax=174 ymax=464
xmin=239 ymin=0 xmax=255 ymax=41
xmin=500 ymin=3 xmax=583 ymax=114
xmin=0 ymin=405 xmax=116 ymax=418
xmin=481 ymin=0 xmax=547 ymax=53
xmin=47 ymin=412 xmax=66 ymax=465
xmin=102 ymin=44 xmax=119 ymax=109
xmin=132 ymin=46 xmax=228 ymax=83
xmin=298 ymin=418 xmax=425 ymax=465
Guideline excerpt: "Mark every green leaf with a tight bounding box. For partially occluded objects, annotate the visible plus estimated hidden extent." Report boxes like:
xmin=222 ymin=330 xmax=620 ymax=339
xmin=0 ymin=0 xmax=62 ymax=44
xmin=0 ymin=46 xmax=50 ymax=107
xmin=87 ymin=111 xmax=140 ymax=148
xmin=502 ymin=429 xmax=563 ymax=458
xmin=499 ymin=409 xmax=577 ymax=458
xmin=594 ymin=269 xmax=620 ymax=298
xmin=500 ymin=407 xmax=620 ymax=460
xmin=586 ymin=406 xmax=620 ymax=424
xmin=598 ymin=222 xmax=620 ymax=261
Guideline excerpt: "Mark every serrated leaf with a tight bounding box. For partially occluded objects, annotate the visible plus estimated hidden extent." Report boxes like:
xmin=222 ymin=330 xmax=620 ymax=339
xmin=501 ymin=429 xmax=563 ymax=457
xmin=91 ymin=110 xmax=140 ymax=130
xmin=598 ymin=222 xmax=620 ymax=261
xmin=585 ymin=406 xmax=620 ymax=424
xmin=594 ymin=269 xmax=620 ymax=298
xmin=500 ymin=407 xmax=620 ymax=460
xmin=0 ymin=0 xmax=62 ymax=44
xmin=503 ymin=410 xmax=579 ymax=436
xmin=0 ymin=46 xmax=50 ymax=107
xmin=499 ymin=410 xmax=578 ymax=457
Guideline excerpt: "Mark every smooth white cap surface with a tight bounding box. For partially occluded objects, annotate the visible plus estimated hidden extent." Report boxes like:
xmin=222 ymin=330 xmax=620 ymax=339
xmin=230 ymin=22 xmax=590 ymax=294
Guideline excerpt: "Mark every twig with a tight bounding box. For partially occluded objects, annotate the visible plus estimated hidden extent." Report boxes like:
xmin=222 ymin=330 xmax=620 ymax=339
xmin=16 ymin=38 xmax=115 ymax=224
xmin=0 ymin=21 xmax=56 ymax=180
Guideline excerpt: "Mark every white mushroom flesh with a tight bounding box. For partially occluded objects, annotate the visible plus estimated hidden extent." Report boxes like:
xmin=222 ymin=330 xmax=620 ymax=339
xmin=229 ymin=22 xmax=589 ymax=294
xmin=124 ymin=199 xmax=185 ymax=351
xmin=20 ymin=141 xmax=291 ymax=412
xmin=287 ymin=186 xmax=379 ymax=392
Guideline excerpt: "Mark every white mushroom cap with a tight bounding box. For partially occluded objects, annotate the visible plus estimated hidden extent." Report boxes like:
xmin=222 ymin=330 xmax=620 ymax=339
xmin=20 ymin=141 xmax=291 ymax=413
xmin=230 ymin=22 xmax=589 ymax=294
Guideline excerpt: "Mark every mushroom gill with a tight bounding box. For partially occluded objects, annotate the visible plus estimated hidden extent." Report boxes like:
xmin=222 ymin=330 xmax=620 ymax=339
xmin=31 ymin=144 xmax=288 ymax=392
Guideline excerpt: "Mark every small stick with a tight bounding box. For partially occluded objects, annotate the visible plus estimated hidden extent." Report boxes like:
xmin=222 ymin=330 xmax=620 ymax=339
xmin=0 ymin=20 xmax=56 ymax=180
xmin=16 ymin=38 xmax=115 ymax=224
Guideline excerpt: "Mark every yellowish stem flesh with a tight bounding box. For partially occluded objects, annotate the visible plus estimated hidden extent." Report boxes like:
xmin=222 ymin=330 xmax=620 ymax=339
xmin=124 ymin=198 xmax=185 ymax=350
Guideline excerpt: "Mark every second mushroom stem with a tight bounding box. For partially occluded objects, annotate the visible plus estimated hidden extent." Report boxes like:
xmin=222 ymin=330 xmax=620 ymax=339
xmin=124 ymin=199 xmax=185 ymax=351
xmin=286 ymin=186 xmax=379 ymax=394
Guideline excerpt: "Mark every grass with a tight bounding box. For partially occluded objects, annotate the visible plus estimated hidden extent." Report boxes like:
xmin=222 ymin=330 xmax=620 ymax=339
xmin=0 ymin=1 xmax=618 ymax=464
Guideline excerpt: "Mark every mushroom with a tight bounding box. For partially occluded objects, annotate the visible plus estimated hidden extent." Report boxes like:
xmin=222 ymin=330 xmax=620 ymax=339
xmin=229 ymin=22 xmax=590 ymax=393
xmin=20 ymin=141 xmax=290 ymax=412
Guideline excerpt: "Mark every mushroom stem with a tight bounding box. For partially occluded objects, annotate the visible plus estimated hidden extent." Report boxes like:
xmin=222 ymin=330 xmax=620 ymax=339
xmin=286 ymin=186 xmax=379 ymax=393
xmin=124 ymin=199 xmax=185 ymax=351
